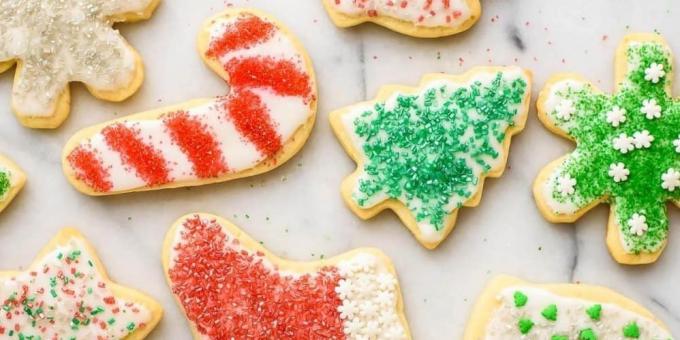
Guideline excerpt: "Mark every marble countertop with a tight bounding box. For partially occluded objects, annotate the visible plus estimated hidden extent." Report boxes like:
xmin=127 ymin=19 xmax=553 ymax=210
xmin=0 ymin=0 xmax=679 ymax=338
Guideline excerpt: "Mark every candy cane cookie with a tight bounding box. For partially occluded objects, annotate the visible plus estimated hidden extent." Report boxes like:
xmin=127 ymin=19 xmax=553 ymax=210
xmin=322 ymin=0 xmax=481 ymax=38
xmin=62 ymin=9 xmax=317 ymax=195
xmin=0 ymin=154 xmax=26 ymax=214
xmin=0 ymin=228 xmax=162 ymax=339
xmin=163 ymin=213 xmax=411 ymax=339
xmin=464 ymin=275 xmax=673 ymax=339
xmin=0 ymin=0 xmax=160 ymax=129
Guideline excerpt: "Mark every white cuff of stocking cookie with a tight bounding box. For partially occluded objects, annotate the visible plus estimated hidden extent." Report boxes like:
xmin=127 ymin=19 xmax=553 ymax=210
xmin=327 ymin=0 xmax=474 ymax=28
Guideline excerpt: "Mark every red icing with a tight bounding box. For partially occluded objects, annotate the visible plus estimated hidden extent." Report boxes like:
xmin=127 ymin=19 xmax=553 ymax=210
xmin=168 ymin=216 xmax=346 ymax=339
xmin=206 ymin=15 xmax=275 ymax=58
xmin=164 ymin=111 xmax=229 ymax=178
xmin=102 ymin=124 xmax=170 ymax=187
xmin=67 ymin=147 xmax=113 ymax=193
xmin=225 ymin=56 xmax=312 ymax=100
xmin=225 ymin=89 xmax=282 ymax=158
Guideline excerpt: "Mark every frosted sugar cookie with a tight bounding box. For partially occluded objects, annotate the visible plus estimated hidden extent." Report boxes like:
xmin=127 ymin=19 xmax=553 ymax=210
xmin=464 ymin=275 xmax=673 ymax=339
xmin=331 ymin=67 xmax=531 ymax=249
xmin=0 ymin=0 xmax=160 ymax=128
xmin=163 ymin=213 xmax=411 ymax=339
xmin=322 ymin=0 xmax=481 ymax=38
xmin=62 ymin=9 xmax=317 ymax=195
xmin=0 ymin=154 xmax=26 ymax=214
xmin=535 ymin=33 xmax=680 ymax=264
xmin=0 ymin=228 xmax=162 ymax=338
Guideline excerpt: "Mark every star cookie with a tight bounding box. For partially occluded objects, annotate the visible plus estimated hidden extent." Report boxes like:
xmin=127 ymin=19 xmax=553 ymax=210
xmin=0 ymin=154 xmax=25 ymax=214
xmin=322 ymin=0 xmax=481 ymax=38
xmin=464 ymin=275 xmax=673 ymax=339
xmin=331 ymin=67 xmax=531 ymax=249
xmin=535 ymin=33 xmax=680 ymax=264
xmin=0 ymin=0 xmax=160 ymax=129
xmin=62 ymin=8 xmax=317 ymax=195
xmin=162 ymin=213 xmax=411 ymax=339
xmin=0 ymin=228 xmax=162 ymax=338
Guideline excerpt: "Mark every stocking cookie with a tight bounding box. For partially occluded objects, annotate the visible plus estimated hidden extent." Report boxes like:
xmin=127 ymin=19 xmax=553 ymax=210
xmin=322 ymin=0 xmax=481 ymax=38
xmin=331 ymin=67 xmax=531 ymax=249
xmin=163 ymin=213 xmax=411 ymax=339
xmin=62 ymin=9 xmax=317 ymax=195
xmin=0 ymin=228 xmax=162 ymax=339
xmin=535 ymin=33 xmax=680 ymax=264
xmin=0 ymin=0 xmax=160 ymax=129
xmin=464 ymin=275 xmax=673 ymax=339
xmin=0 ymin=154 xmax=25 ymax=214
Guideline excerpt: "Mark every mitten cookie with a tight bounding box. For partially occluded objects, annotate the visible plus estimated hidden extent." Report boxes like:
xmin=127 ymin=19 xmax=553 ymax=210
xmin=0 ymin=228 xmax=162 ymax=339
xmin=62 ymin=9 xmax=317 ymax=195
xmin=0 ymin=154 xmax=25 ymax=214
xmin=0 ymin=0 xmax=160 ymax=129
xmin=464 ymin=275 xmax=673 ymax=339
xmin=331 ymin=67 xmax=531 ymax=249
xmin=535 ymin=33 xmax=680 ymax=265
xmin=163 ymin=213 xmax=411 ymax=339
xmin=322 ymin=0 xmax=481 ymax=38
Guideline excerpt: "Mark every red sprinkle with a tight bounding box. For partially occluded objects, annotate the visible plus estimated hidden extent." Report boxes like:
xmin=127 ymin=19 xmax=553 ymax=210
xmin=225 ymin=90 xmax=282 ymax=158
xmin=206 ymin=15 xmax=275 ymax=58
xmin=67 ymin=147 xmax=113 ymax=193
xmin=168 ymin=216 xmax=345 ymax=339
xmin=225 ymin=56 xmax=312 ymax=100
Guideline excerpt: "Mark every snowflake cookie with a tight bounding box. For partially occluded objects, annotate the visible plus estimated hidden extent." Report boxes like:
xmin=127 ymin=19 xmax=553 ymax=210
xmin=534 ymin=33 xmax=680 ymax=265
xmin=163 ymin=213 xmax=411 ymax=340
xmin=0 ymin=154 xmax=25 ymax=214
xmin=322 ymin=0 xmax=481 ymax=38
xmin=0 ymin=0 xmax=160 ymax=129
xmin=331 ymin=67 xmax=532 ymax=249
xmin=62 ymin=9 xmax=317 ymax=195
xmin=464 ymin=276 xmax=673 ymax=339
xmin=0 ymin=228 xmax=162 ymax=338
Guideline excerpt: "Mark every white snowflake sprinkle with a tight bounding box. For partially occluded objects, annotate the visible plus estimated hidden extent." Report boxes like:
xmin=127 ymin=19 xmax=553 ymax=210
xmin=608 ymin=163 xmax=630 ymax=183
xmin=673 ymin=135 xmax=680 ymax=153
xmin=375 ymin=291 xmax=395 ymax=307
xmin=555 ymin=99 xmax=576 ymax=120
xmin=632 ymin=130 xmax=654 ymax=149
xmin=335 ymin=279 xmax=353 ymax=300
xmin=338 ymin=300 xmax=357 ymax=320
xmin=359 ymin=301 xmax=379 ymax=318
xmin=376 ymin=273 xmax=397 ymax=290
xmin=363 ymin=321 xmax=381 ymax=337
xmin=641 ymin=98 xmax=662 ymax=119
xmin=644 ymin=63 xmax=666 ymax=83
xmin=343 ymin=318 xmax=362 ymax=335
xmin=662 ymin=168 xmax=680 ymax=192
xmin=628 ymin=213 xmax=648 ymax=236
xmin=556 ymin=175 xmax=577 ymax=196
xmin=612 ymin=133 xmax=635 ymax=153
xmin=606 ymin=106 xmax=627 ymax=127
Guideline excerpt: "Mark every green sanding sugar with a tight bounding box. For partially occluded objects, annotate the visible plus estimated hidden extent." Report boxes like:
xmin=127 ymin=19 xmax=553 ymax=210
xmin=0 ymin=171 xmax=10 ymax=199
xmin=547 ymin=41 xmax=680 ymax=253
xmin=541 ymin=303 xmax=558 ymax=321
xmin=352 ymin=72 xmax=527 ymax=231
xmin=586 ymin=304 xmax=602 ymax=320
xmin=623 ymin=322 xmax=641 ymax=338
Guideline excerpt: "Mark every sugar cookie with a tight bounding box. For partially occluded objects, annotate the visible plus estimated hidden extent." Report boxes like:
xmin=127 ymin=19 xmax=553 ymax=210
xmin=0 ymin=0 xmax=160 ymax=129
xmin=162 ymin=213 xmax=411 ymax=339
xmin=0 ymin=154 xmax=25 ymax=214
xmin=331 ymin=67 xmax=531 ymax=249
xmin=322 ymin=0 xmax=481 ymax=38
xmin=62 ymin=9 xmax=317 ymax=195
xmin=464 ymin=275 xmax=673 ymax=339
xmin=0 ymin=228 xmax=162 ymax=338
xmin=535 ymin=33 xmax=680 ymax=265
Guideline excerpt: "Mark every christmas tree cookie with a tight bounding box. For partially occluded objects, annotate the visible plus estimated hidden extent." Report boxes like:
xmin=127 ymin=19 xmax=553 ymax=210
xmin=0 ymin=228 xmax=162 ymax=339
xmin=464 ymin=275 xmax=673 ymax=339
xmin=163 ymin=213 xmax=411 ymax=339
xmin=535 ymin=33 xmax=680 ymax=264
xmin=0 ymin=0 xmax=160 ymax=129
xmin=0 ymin=154 xmax=26 ymax=214
xmin=322 ymin=0 xmax=481 ymax=38
xmin=62 ymin=9 xmax=317 ymax=195
xmin=331 ymin=67 xmax=532 ymax=249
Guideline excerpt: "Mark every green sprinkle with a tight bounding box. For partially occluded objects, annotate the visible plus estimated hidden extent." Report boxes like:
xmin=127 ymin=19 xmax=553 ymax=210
xmin=586 ymin=304 xmax=602 ymax=320
xmin=518 ymin=318 xmax=534 ymax=334
xmin=88 ymin=260 xmax=93 ymax=267
xmin=541 ymin=304 xmax=558 ymax=321
xmin=579 ymin=328 xmax=598 ymax=340
xmin=67 ymin=250 xmax=81 ymax=261
xmin=623 ymin=322 xmax=641 ymax=338
xmin=108 ymin=318 xmax=116 ymax=325
xmin=513 ymin=291 xmax=528 ymax=307
xmin=49 ymin=289 xmax=57 ymax=298
xmin=91 ymin=306 xmax=105 ymax=315
xmin=551 ymin=335 xmax=569 ymax=340
xmin=127 ymin=322 xmax=136 ymax=331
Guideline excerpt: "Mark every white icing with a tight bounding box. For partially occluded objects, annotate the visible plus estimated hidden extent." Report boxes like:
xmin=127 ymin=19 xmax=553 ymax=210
xmin=629 ymin=213 xmax=649 ymax=236
xmin=0 ymin=237 xmax=152 ymax=338
xmin=613 ymin=133 xmax=635 ymax=154
xmin=329 ymin=0 xmax=473 ymax=28
xmin=632 ymin=130 xmax=654 ymax=149
xmin=641 ymin=98 xmax=662 ymax=120
xmin=484 ymin=286 xmax=673 ymax=339
xmin=0 ymin=0 xmax=150 ymax=116
xmin=661 ymin=168 xmax=680 ymax=192
xmin=608 ymin=162 xmax=629 ymax=183
xmin=606 ymin=106 xmax=627 ymax=127
xmin=644 ymin=63 xmax=666 ymax=83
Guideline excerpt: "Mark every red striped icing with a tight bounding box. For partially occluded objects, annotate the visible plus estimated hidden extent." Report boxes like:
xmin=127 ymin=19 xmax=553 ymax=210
xmin=206 ymin=15 xmax=275 ymax=58
xmin=225 ymin=89 xmax=282 ymax=158
xmin=225 ymin=56 xmax=312 ymax=100
xmin=67 ymin=147 xmax=112 ymax=193
xmin=102 ymin=124 xmax=171 ymax=186
xmin=164 ymin=111 xmax=228 ymax=178
xmin=168 ymin=216 xmax=346 ymax=339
